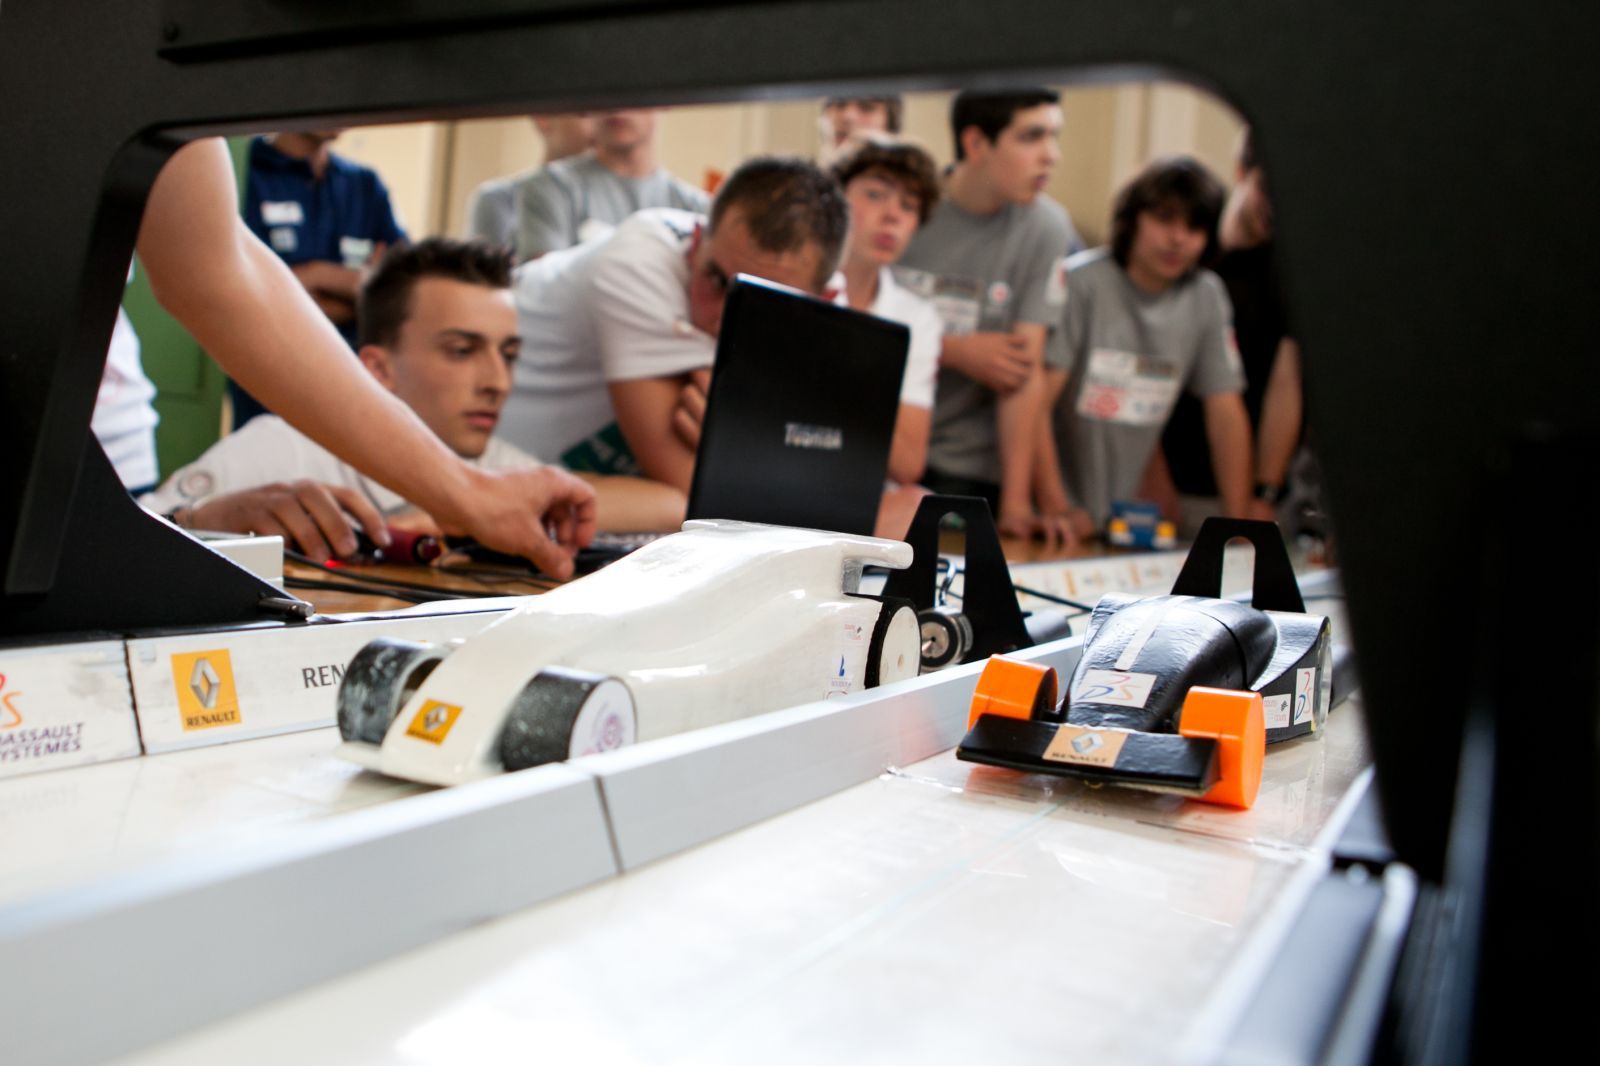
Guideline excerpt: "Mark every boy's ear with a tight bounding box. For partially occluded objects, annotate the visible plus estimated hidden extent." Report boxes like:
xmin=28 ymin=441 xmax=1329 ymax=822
xmin=959 ymin=125 xmax=989 ymax=163
xmin=358 ymin=344 xmax=396 ymax=390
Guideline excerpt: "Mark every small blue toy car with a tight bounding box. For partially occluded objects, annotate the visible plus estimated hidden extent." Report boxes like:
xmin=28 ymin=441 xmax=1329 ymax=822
xmin=1106 ymin=500 xmax=1177 ymax=550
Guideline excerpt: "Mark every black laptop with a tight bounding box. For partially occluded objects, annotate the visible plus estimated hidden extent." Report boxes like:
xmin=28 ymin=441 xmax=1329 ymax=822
xmin=685 ymin=274 xmax=909 ymax=536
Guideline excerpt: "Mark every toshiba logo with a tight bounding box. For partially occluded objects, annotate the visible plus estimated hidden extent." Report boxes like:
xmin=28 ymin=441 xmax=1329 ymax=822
xmin=783 ymin=422 xmax=842 ymax=451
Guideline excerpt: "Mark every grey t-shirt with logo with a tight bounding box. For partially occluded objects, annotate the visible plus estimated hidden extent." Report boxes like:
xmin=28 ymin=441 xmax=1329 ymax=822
xmin=1054 ymin=248 xmax=1243 ymax=525
xmin=514 ymin=153 xmax=709 ymax=261
xmin=895 ymin=196 xmax=1078 ymax=484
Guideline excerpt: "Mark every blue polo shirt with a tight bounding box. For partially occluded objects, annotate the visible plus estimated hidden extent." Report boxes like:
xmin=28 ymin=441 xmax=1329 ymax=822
xmin=243 ymin=136 xmax=407 ymax=346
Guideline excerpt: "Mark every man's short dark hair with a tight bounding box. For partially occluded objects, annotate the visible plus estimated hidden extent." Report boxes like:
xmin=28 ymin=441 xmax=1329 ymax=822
xmin=823 ymin=95 xmax=904 ymax=134
xmin=709 ymin=156 xmax=849 ymax=291
xmin=950 ymin=88 xmax=1059 ymax=161
xmin=358 ymin=237 xmax=513 ymax=348
xmin=829 ymin=137 xmax=941 ymax=225
xmin=1109 ymin=156 xmax=1227 ymax=272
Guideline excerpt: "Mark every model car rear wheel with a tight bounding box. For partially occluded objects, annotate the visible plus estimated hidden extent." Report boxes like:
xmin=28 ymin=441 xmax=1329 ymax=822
xmin=867 ymin=602 xmax=921 ymax=686
xmin=336 ymin=638 xmax=448 ymax=744
xmin=499 ymin=667 xmax=637 ymax=771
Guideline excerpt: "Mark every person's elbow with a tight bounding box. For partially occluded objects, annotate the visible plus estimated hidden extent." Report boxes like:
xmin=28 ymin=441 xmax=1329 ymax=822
xmin=887 ymin=445 xmax=927 ymax=487
xmin=145 ymin=223 xmax=254 ymax=322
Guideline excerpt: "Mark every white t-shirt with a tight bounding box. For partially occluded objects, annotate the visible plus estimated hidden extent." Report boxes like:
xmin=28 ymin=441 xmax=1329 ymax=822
xmin=139 ymin=415 xmax=539 ymax=517
xmin=93 ymin=265 xmax=160 ymax=489
xmin=868 ymin=266 xmax=941 ymax=411
xmin=504 ymin=209 xmax=945 ymax=469
xmin=501 ymin=208 xmax=711 ymax=465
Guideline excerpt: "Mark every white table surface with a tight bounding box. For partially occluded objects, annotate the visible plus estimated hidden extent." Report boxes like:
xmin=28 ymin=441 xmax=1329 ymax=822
xmin=97 ymin=700 xmax=1369 ymax=1066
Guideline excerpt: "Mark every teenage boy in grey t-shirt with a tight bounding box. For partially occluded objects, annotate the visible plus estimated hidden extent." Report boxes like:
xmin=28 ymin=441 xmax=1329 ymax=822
xmin=514 ymin=109 xmax=708 ymax=261
xmin=466 ymin=113 xmax=595 ymax=251
xmin=896 ymin=88 xmax=1087 ymax=545
xmin=1054 ymin=157 xmax=1252 ymax=526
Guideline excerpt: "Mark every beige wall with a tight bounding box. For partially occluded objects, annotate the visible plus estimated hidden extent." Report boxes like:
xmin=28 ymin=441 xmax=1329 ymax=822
xmin=333 ymin=81 xmax=1244 ymax=249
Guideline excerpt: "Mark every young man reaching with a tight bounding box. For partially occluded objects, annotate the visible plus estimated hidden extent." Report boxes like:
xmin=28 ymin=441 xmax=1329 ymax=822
xmin=505 ymin=155 xmax=927 ymax=537
xmin=143 ymin=238 xmax=680 ymax=561
xmin=503 ymin=156 xmax=848 ymax=490
xmin=895 ymin=88 xmax=1087 ymax=544
xmin=134 ymin=140 xmax=592 ymax=578
xmin=1053 ymin=157 xmax=1252 ymax=528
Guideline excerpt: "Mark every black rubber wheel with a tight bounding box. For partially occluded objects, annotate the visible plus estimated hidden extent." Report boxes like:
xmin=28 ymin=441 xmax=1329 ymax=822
xmin=866 ymin=601 xmax=920 ymax=686
xmin=917 ymin=605 xmax=973 ymax=671
xmin=498 ymin=667 xmax=636 ymax=771
xmin=336 ymin=638 xmax=447 ymax=743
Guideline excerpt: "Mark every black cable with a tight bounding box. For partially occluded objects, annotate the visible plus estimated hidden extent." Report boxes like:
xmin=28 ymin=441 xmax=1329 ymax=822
xmin=283 ymin=575 xmax=462 ymax=604
xmin=448 ymin=565 xmax=561 ymax=592
xmin=1009 ymin=582 xmax=1096 ymax=613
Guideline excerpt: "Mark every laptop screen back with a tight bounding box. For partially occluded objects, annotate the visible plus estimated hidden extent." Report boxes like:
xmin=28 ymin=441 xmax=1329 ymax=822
xmin=686 ymin=275 xmax=909 ymax=536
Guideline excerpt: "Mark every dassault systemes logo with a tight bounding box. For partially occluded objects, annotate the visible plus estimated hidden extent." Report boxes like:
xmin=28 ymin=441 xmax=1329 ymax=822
xmin=0 ymin=673 xmax=22 ymax=729
xmin=783 ymin=422 xmax=843 ymax=451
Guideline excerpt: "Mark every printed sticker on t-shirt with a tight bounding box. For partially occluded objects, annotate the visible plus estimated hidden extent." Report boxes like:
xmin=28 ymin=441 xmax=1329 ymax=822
xmin=1046 ymin=259 xmax=1069 ymax=309
xmin=893 ymin=268 xmax=1004 ymax=335
xmin=1075 ymin=348 xmax=1183 ymax=426
xmin=269 ymin=227 xmax=298 ymax=253
xmin=261 ymin=200 xmax=304 ymax=226
xmin=339 ymin=236 xmax=375 ymax=270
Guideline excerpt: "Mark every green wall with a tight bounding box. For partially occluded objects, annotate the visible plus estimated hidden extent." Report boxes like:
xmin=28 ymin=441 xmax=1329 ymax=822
xmin=119 ymin=137 xmax=250 ymax=477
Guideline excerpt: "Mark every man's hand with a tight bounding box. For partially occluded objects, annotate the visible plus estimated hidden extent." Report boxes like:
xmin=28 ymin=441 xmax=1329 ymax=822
xmin=182 ymin=481 xmax=389 ymax=563
xmin=439 ymin=465 xmax=598 ymax=581
xmin=943 ymin=332 xmax=1036 ymax=394
xmin=996 ymin=504 xmax=1038 ymax=543
xmin=1037 ymin=506 xmax=1098 ymax=551
xmin=671 ymin=367 xmax=713 ymax=451
xmin=1001 ymin=506 xmax=1097 ymax=551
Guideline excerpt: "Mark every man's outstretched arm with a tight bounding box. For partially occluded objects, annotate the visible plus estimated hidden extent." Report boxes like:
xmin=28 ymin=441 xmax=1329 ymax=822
xmin=138 ymin=139 xmax=594 ymax=577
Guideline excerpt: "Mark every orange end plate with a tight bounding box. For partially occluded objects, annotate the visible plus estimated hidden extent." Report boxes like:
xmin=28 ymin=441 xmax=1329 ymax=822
xmin=1177 ymin=687 xmax=1266 ymax=809
xmin=968 ymin=657 xmax=1058 ymax=730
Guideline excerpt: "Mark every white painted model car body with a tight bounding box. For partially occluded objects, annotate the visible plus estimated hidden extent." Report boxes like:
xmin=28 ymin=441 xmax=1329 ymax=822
xmin=338 ymin=520 xmax=921 ymax=786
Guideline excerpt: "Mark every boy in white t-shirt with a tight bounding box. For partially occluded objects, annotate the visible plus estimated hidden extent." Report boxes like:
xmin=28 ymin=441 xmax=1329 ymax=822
xmin=827 ymin=137 xmax=944 ymax=485
xmin=143 ymin=238 xmax=681 ymax=560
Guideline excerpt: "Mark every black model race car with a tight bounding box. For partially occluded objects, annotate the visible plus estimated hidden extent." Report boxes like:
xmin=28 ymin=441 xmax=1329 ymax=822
xmin=956 ymin=518 xmax=1355 ymax=809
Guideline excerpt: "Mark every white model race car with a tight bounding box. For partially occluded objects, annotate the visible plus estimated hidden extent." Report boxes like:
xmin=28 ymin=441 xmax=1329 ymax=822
xmin=335 ymin=520 xmax=922 ymax=786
